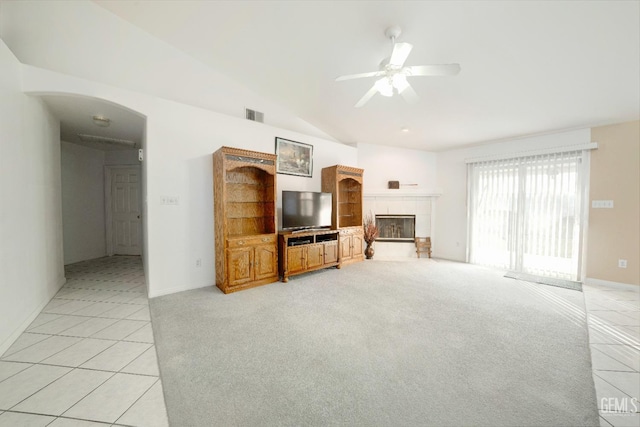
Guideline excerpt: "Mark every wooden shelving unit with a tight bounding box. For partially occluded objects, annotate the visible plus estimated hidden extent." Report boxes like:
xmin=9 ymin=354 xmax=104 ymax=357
xmin=278 ymin=229 xmax=340 ymax=282
xmin=213 ymin=147 xmax=278 ymax=293
xmin=321 ymin=165 xmax=365 ymax=265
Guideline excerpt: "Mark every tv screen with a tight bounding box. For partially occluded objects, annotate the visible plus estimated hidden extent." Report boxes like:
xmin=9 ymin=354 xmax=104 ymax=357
xmin=282 ymin=191 xmax=332 ymax=230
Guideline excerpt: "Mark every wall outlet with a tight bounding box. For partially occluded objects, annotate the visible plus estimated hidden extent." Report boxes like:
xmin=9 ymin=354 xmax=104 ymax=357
xmin=618 ymin=259 xmax=627 ymax=268
xmin=196 ymin=258 xmax=202 ymax=268
xmin=592 ymin=200 xmax=614 ymax=209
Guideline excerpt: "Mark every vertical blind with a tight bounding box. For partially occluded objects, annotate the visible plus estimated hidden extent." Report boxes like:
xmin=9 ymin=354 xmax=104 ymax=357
xmin=467 ymin=150 xmax=588 ymax=280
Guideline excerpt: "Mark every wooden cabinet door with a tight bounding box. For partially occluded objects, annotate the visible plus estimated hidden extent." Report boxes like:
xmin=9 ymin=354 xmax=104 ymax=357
xmin=254 ymin=244 xmax=277 ymax=281
xmin=340 ymin=235 xmax=353 ymax=260
xmin=352 ymin=232 xmax=364 ymax=258
xmin=227 ymin=247 xmax=253 ymax=287
xmin=306 ymin=244 xmax=324 ymax=269
xmin=287 ymin=246 xmax=306 ymax=274
xmin=323 ymin=241 xmax=338 ymax=264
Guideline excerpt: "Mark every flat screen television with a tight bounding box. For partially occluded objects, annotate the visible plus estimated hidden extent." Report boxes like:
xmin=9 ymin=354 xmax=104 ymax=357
xmin=282 ymin=191 xmax=332 ymax=230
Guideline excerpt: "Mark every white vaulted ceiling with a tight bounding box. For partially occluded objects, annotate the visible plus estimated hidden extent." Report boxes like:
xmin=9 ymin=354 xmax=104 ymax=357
xmin=5 ymin=1 xmax=639 ymax=151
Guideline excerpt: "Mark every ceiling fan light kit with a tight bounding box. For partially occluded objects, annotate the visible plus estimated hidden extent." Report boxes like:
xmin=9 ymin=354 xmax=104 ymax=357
xmin=337 ymin=26 xmax=461 ymax=108
xmin=391 ymin=74 xmax=409 ymax=93
xmin=375 ymin=78 xmax=393 ymax=97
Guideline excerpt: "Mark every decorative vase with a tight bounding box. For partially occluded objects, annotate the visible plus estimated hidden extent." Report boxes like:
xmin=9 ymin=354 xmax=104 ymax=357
xmin=365 ymin=242 xmax=375 ymax=259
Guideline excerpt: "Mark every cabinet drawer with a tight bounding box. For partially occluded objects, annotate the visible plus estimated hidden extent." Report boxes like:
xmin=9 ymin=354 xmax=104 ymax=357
xmin=339 ymin=227 xmax=363 ymax=237
xmin=228 ymin=235 xmax=276 ymax=248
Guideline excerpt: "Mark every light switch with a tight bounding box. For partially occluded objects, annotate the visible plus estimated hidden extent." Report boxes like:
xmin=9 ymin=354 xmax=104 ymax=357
xmin=161 ymin=196 xmax=179 ymax=205
xmin=592 ymin=200 xmax=614 ymax=209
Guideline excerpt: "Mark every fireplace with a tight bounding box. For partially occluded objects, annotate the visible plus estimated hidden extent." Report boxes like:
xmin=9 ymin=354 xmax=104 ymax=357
xmin=376 ymin=215 xmax=415 ymax=242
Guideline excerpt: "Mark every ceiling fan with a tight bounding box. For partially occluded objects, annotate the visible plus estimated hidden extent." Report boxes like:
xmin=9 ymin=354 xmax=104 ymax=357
xmin=336 ymin=26 xmax=461 ymax=108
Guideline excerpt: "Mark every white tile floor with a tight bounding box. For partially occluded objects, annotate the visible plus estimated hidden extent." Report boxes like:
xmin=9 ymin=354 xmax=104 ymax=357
xmin=1 ymin=256 xmax=638 ymax=426
xmin=0 ymin=256 xmax=168 ymax=427
xmin=583 ymin=282 xmax=640 ymax=427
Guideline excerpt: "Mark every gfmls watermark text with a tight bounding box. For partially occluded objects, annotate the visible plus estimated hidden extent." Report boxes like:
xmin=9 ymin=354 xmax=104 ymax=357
xmin=601 ymin=397 xmax=639 ymax=415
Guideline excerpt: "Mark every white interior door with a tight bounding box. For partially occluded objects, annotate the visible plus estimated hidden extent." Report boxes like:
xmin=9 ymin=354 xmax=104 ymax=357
xmin=110 ymin=167 xmax=141 ymax=255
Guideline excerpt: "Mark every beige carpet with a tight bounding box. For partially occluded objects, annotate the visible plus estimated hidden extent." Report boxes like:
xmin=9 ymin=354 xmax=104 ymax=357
xmin=150 ymin=259 xmax=598 ymax=426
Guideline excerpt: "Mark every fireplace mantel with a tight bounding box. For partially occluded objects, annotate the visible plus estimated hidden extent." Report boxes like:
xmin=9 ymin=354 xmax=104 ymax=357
xmin=363 ymin=189 xmax=442 ymax=198
xmin=362 ymin=189 xmax=437 ymax=258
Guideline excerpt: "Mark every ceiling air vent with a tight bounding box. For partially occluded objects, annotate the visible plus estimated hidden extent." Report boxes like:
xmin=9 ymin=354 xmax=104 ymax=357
xmin=245 ymin=108 xmax=264 ymax=123
xmin=77 ymin=134 xmax=138 ymax=148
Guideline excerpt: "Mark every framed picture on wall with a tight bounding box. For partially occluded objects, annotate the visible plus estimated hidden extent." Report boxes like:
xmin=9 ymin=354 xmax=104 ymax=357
xmin=275 ymin=137 xmax=313 ymax=177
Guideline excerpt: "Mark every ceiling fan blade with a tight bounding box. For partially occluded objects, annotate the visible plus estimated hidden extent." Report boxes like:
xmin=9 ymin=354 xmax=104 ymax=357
xmin=336 ymin=71 xmax=384 ymax=81
xmin=399 ymin=84 xmax=419 ymax=105
xmin=355 ymin=85 xmax=378 ymax=108
xmin=406 ymin=64 xmax=461 ymax=76
xmin=389 ymin=42 xmax=413 ymax=67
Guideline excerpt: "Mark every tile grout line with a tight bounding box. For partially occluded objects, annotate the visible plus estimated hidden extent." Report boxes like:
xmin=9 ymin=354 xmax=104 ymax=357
xmin=118 ymin=345 xmax=155 ymax=375
xmin=1 ymin=334 xmax=56 ymax=358
xmin=0 ymin=256 xmax=164 ymax=426
xmin=2 ymin=335 xmax=79 ymax=364
xmin=584 ymin=285 xmax=640 ymax=426
xmin=58 ymin=369 xmax=126 ymax=422
xmin=112 ymin=377 xmax=160 ymax=426
xmin=0 ymin=361 xmax=34 ymax=385
xmin=2 ymin=365 xmax=73 ymax=412
xmin=593 ymin=370 xmax=639 ymax=399
xmin=20 ymin=362 xmax=160 ymax=378
xmin=590 ymin=347 xmax=639 ymax=373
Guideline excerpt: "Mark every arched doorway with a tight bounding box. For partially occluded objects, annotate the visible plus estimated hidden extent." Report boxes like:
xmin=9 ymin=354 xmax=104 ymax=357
xmin=37 ymin=94 xmax=147 ymax=268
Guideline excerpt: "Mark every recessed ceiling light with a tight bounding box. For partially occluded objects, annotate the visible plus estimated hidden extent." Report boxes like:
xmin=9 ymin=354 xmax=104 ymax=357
xmin=92 ymin=115 xmax=111 ymax=127
xmin=401 ymin=127 xmax=409 ymax=133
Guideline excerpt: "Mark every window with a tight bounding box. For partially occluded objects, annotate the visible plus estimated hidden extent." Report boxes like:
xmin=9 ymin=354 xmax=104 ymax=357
xmin=468 ymin=151 xmax=589 ymax=280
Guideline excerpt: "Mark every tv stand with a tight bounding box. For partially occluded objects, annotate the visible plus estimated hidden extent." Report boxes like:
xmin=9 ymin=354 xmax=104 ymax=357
xmin=278 ymin=229 xmax=340 ymax=282
xmin=291 ymin=227 xmax=330 ymax=234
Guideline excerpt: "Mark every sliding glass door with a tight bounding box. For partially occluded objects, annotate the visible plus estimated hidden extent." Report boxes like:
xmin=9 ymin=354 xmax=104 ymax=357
xmin=468 ymin=151 xmax=588 ymax=280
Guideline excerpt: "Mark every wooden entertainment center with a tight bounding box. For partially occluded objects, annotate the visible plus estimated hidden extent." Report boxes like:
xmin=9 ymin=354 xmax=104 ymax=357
xmin=322 ymin=165 xmax=365 ymax=265
xmin=278 ymin=229 xmax=340 ymax=282
xmin=213 ymin=147 xmax=279 ymax=294
xmin=213 ymin=145 xmax=364 ymax=292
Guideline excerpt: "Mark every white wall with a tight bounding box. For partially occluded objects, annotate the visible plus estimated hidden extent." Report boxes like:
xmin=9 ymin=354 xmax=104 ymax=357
xmin=60 ymin=144 xmax=140 ymax=265
xmin=0 ymin=0 xmax=358 ymax=299
xmin=434 ymin=129 xmax=591 ymax=262
xmin=357 ymin=143 xmax=439 ymax=259
xmin=21 ymin=65 xmax=357 ymax=298
xmin=357 ymin=143 xmax=438 ymax=193
xmin=0 ymin=41 xmax=65 ymax=355
xmin=105 ymin=149 xmax=138 ymax=165
xmin=0 ymin=0 xmax=336 ymax=142
xmin=145 ymin=99 xmax=357 ymax=297
xmin=60 ymin=141 xmax=106 ymax=264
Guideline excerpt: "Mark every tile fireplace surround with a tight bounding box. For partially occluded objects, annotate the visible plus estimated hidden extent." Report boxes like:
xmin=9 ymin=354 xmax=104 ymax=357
xmin=363 ymin=189 xmax=439 ymax=259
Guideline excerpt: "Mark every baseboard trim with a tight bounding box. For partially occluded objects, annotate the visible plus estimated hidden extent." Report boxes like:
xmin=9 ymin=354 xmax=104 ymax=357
xmin=0 ymin=276 xmax=66 ymax=356
xmin=584 ymin=277 xmax=639 ymax=291
xmin=149 ymin=283 xmax=212 ymax=299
